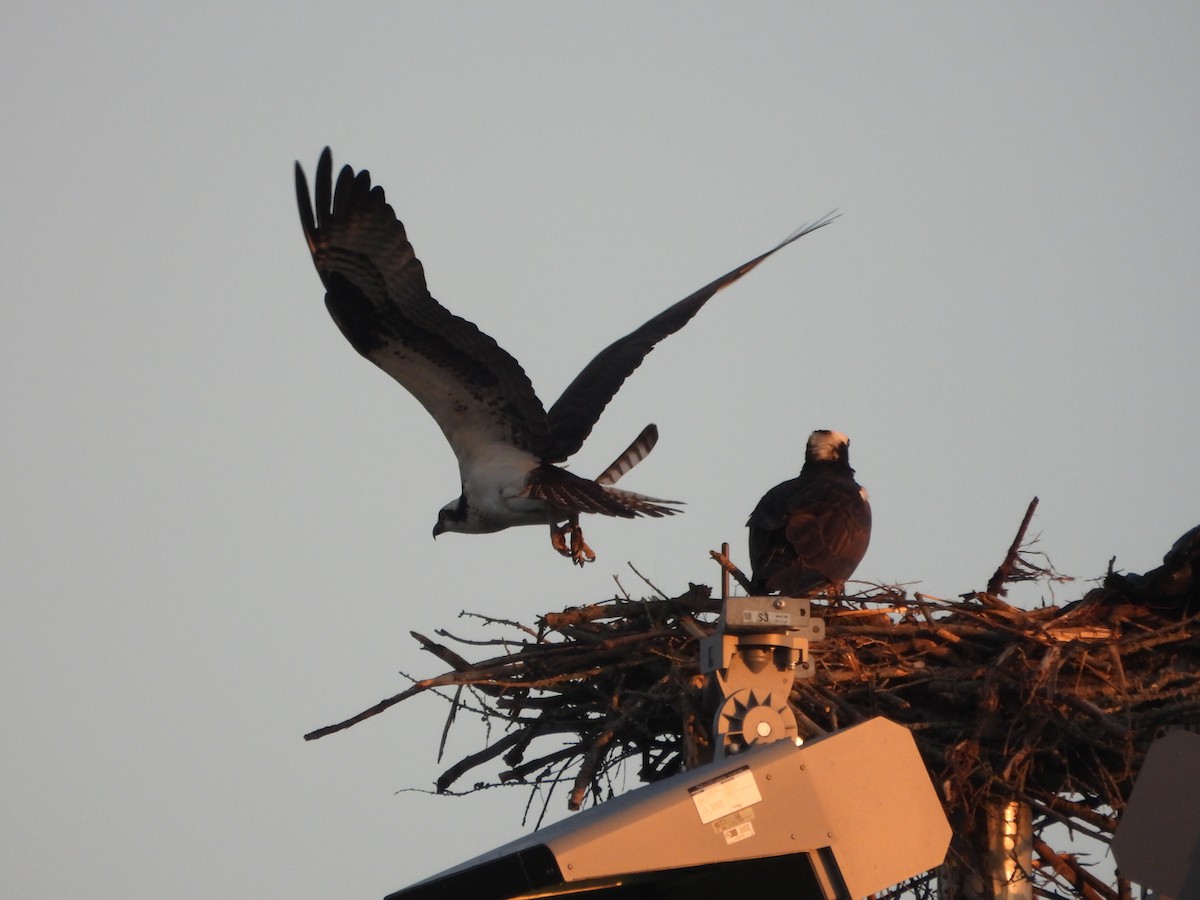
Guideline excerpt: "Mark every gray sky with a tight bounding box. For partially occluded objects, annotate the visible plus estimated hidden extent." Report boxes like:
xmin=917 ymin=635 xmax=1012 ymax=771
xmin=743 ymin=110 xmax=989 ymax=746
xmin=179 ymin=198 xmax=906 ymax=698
xmin=3 ymin=4 xmax=1198 ymax=897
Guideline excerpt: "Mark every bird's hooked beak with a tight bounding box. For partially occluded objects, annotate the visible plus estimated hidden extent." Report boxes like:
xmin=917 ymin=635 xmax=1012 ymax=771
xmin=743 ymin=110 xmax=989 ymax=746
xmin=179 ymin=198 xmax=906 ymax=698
xmin=435 ymin=495 xmax=467 ymax=537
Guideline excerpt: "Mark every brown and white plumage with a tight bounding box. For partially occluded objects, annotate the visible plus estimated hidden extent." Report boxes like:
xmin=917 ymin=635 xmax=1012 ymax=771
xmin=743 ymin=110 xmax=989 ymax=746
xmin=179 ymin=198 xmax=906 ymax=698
xmin=747 ymin=430 xmax=872 ymax=595
xmin=296 ymin=147 xmax=836 ymax=564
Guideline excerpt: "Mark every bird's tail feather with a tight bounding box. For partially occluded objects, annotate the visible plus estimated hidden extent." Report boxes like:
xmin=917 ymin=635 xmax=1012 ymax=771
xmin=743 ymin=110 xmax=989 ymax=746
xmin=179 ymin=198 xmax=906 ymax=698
xmin=596 ymin=424 xmax=659 ymax=486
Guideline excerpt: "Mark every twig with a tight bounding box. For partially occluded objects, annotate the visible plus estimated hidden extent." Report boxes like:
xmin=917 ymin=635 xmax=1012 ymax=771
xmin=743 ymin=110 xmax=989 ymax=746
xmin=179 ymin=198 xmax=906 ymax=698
xmin=612 ymin=575 xmax=632 ymax=601
xmin=458 ymin=610 xmax=541 ymax=640
xmin=1032 ymin=835 xmax=1118 ymax=900
xmin=987 ymin=496 xmax=1041 ymax=597
xmin=437 ymin=685 xmax=464 ymax=763
xmin=305 ymin=683 xmax=423 ymax=740
xmin=626 ymin=562 xmax=670 ymax=600
xmin=437 ymin=730 xmax=526 ymax=793
xmin=568 ymin=691 xmax=654 ymax=810
xmin=708 ymin=547 xmax=752 ymax=594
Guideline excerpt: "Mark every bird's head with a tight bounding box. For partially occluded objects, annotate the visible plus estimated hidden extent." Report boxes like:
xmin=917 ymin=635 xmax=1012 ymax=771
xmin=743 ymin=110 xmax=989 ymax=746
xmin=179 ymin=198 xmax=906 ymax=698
xmin=433 ymin=495 xmax=469 ymax=537
xmin=804 ymin=429 xmax=853 ymax=471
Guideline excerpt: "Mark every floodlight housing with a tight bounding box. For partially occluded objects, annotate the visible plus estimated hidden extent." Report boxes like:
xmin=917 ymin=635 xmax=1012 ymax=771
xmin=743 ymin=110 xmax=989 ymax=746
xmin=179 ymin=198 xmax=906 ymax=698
xmin=387 ymin=716 xmax=950 ymax=900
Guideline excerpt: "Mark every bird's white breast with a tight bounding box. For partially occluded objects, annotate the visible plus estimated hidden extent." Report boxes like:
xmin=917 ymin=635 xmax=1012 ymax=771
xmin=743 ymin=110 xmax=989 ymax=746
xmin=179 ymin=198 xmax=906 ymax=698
xmin=460 ymin=443 xmax=548 ymax=528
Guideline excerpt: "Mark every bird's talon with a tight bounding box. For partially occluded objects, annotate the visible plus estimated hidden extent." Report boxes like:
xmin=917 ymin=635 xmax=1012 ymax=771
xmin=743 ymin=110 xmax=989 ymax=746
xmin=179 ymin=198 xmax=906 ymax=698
xmin=570 ymin=526 xmax=596 ymax=566
xmin=550 ymin=524 xmax=572 ymax=557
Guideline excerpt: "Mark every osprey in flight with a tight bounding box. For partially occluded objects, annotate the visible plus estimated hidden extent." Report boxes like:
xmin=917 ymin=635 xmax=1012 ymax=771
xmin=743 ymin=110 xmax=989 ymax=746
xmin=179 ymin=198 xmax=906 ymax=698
xmin=747 ymin=430 xmax=872 ymax=595
xmin=296 ymin=148 xmax=835 ymax=564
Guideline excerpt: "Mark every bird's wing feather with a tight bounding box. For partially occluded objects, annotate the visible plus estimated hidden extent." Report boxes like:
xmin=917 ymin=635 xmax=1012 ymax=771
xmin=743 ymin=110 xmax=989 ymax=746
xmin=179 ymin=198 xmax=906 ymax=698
xmin=748 ymin=476 xmax=870 ymax=594
xmin=296 ymin=149 xmax=550 ymax=466
xmin=781 ymin=490 xmax=871 ymax=578
xmin=545 ymin=213 xmax=839 ymax=461
xmin=747 ymin=479 xmax=800 ymax=587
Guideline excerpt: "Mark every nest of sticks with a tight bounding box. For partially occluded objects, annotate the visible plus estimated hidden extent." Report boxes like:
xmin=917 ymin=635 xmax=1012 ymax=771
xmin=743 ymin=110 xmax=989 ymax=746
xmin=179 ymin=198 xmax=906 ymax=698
xmin=308 ymin=501 xmax=1200 ymax=898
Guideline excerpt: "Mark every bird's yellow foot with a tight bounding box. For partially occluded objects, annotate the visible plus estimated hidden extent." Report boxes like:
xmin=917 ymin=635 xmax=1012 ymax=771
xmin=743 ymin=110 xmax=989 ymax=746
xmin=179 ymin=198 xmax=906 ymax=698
xmin=550 ymin=522 xmax=595 ymax=565
xmin=551 ymin=523 xmax=573 ymax=557
xmin=570 ymin=526 xmax=596 ymax=566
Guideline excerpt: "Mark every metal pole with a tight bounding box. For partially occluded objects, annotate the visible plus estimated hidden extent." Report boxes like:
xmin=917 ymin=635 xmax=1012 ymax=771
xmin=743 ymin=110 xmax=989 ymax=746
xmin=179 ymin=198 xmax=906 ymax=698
xmin=720 ymin=541 xmax=730 ymax=601
xmin=986 ymin=800 xmax=1033 ymax=899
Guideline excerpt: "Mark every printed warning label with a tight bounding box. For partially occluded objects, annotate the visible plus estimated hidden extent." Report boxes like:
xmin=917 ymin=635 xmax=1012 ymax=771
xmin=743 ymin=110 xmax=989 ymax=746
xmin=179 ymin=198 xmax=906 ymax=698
xmin=688 ymin=766 xmax=762 ymax=824
xmin=720 ymin=819 xmax=756 ymax=844
xmin=711 ymin=806 xmax=757 ymax=845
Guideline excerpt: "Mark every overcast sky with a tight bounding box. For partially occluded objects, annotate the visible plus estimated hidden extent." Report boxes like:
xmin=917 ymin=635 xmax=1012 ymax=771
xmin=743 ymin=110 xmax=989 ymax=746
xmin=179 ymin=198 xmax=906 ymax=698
xmin=3 ymin=4 xmax=1198 ymax=897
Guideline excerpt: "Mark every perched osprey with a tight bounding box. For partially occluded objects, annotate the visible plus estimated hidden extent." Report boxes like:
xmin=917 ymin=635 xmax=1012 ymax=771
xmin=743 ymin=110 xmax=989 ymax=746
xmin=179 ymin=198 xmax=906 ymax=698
xmin=296 ymin=148 xmax=835 ymax=564
xmin=747 ymin=430 xmax=871 ymax=595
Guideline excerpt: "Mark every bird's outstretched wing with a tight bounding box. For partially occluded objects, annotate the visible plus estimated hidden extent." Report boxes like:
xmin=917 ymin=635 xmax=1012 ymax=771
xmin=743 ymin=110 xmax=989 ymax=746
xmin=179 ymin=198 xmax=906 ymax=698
xmin=544 ymin=214 xmax=839 ymax=461
xmin=295 ymin=148 xmax=551 ymax=464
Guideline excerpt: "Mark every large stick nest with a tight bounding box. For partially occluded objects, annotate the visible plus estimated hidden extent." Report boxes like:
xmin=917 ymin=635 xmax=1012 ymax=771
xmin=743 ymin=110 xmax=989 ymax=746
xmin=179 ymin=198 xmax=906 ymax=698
xmin=309 ymin=507 xmax=1200 ymax=898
